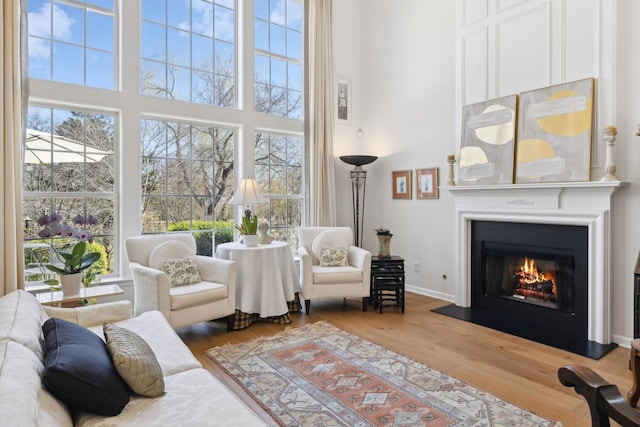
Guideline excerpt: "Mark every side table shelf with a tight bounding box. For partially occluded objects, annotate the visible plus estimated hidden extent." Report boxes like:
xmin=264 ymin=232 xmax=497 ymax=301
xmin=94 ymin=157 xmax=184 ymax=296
xmin=35 ymin=284 xmax=124 ymax=306
xmin=370 ymin=256 xmax=405 ymax=313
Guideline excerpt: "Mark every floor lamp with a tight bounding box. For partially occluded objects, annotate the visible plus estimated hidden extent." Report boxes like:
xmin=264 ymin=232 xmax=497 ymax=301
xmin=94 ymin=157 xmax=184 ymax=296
xmin=339 ymin=155 xmax=377 ymax=247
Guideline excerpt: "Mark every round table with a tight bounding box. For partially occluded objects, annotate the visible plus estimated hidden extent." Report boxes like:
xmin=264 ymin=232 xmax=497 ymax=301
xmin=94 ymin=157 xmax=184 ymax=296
xmin=215 ymin=241 xmax=300 ymax=329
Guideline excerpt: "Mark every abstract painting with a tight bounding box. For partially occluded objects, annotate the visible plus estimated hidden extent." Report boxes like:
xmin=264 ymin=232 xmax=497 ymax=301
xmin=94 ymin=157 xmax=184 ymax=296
xmin=515 ymin=78 xmax=594 ymax=183
xmin=459 ymin=94 xmax=518 ymax=185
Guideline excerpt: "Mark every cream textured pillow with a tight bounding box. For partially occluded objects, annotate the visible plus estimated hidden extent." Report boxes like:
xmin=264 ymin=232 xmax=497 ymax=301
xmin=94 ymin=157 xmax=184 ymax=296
xmin=161 ymin=256 xmax=201 ymax=287
xmin=319 ymin=246 xmax=349 ymax=267
xmin=104 ymin=322 xmax=165 ymax=398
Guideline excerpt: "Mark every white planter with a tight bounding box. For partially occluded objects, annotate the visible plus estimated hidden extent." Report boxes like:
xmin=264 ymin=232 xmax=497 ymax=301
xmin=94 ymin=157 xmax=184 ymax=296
xmin=243 ymin=235 xmax=259 ymax=247
xmin=60 ymin=272 xmax=82 ymax=296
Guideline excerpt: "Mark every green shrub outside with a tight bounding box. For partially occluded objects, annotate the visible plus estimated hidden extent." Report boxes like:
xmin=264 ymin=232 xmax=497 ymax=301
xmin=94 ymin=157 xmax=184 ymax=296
xmin=83 ymin=241 xmax=109 ymax=286
xmin=168 ymin=220 xmax=234 ymax=255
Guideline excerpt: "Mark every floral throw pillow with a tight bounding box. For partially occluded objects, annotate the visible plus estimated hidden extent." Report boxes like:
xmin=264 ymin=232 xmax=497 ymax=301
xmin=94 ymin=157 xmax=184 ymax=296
xmin=319 ymin=246 xmax=349 ymax=267
xmin=161 ymin=256 xmax=201 ymax=287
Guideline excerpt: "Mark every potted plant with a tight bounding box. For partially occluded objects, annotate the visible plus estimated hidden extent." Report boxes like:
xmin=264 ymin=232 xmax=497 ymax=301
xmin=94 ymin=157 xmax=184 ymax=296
xmin=235 ymin=209 xmax=259 ymax=247
xmin=37 ymin=212 xmax=101 ymax=294
xmin=374 ymin=227 xmax=393 ymax=257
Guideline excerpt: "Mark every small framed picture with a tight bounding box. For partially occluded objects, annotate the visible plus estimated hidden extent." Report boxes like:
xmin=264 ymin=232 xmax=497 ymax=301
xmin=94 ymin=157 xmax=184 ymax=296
xmin=392 ymin=170 xmax=412 ymax=199
xmin=416 ymin=168 xmax=439 ymax=199
xmin=336 ymin=77 xmax=352 ymax=125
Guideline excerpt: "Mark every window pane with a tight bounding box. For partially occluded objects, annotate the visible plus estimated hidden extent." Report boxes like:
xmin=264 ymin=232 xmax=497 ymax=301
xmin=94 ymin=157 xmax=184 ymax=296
xmin=54 ymin=4 xmax=83 ymax=44
xmin=287 ymin=0 xmax=302 ymax=31
xmin=141 ymin=0 xmax=166 ymax=24
xmin=86 ymin=12 xmax=113 ymax=51
xmin=141 ymin=60 xmax=167 ymax=97
xmin=28 ymin=37 xmax=51 ymax=79
xmin=141 ymin=21 xmax=166 ymax=61
xmin=255 ymin=19 xmax=268 ymax=51
xmin=86 ymin=49 xmax=114 ymax=89
xmin=168 ymin=28 xmax=190 ymax=67
xmin=167 ymin=0 xmax=189 ymax=28
xmin=270 ymin=23 xmax=286 ymax=56
xmin=52 ymin=43 xmax=84 ymax=85
xmin=214 ymin=4 xmax=234 ymax=42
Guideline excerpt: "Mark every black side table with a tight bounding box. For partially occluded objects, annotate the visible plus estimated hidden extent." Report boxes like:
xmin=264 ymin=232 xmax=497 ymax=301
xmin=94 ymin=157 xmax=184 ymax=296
xmin=370 ymin=256 xmax=405 ymax=313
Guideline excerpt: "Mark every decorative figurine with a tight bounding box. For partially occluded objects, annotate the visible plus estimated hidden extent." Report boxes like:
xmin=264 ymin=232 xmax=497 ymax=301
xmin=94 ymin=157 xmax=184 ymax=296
xmin=601 ymin=125 xmax=620 ymax=181
xmin=258 ymin=221 xmax=274 ymax=244
xmin=447 ymin=154 xmax=456 ymax=186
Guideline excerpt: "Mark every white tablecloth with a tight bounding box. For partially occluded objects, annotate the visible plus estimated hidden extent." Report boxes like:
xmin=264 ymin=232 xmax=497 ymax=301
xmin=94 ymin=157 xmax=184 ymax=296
xmin=215 ymin=241 xmax=299 ymax=318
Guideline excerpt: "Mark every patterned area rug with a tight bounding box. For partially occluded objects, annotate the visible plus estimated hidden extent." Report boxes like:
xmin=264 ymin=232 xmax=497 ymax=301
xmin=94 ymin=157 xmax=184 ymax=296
xmin=207 ymin=321 xmax=562 ymax=426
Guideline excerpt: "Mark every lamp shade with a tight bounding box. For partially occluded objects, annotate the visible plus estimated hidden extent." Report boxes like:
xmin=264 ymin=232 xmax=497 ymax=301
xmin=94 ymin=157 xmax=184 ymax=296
xmin=229 ymin=178 xmax=267 ymax=205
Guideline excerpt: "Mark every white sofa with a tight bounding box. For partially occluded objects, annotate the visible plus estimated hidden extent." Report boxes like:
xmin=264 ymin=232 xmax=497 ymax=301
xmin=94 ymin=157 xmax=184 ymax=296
xmin=0 ymin=290 xmax=267 ymax=427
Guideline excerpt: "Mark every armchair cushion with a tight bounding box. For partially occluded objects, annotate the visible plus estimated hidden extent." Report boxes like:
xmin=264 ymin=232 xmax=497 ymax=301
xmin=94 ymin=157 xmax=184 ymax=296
xmin=319 ymin=246 xmax=349 ymax=267
xmin=161 ymin=256 xmax=201 ymax=287
xmin=104 ymin=322 xmax=165 ymax=398
xmin=148 ymin=241 xmax=194 ymax=270
xmin=311 ymin=230 xmax=350 ymax=264
xmin=312 ymin=265 xmax=363 ymax=284
xmin=169 ymin=282 xmax=228 ymax=310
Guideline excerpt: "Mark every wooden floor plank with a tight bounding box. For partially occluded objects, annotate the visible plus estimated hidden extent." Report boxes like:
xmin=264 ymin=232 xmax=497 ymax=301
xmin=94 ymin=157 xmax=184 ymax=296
xmin=176 ymin=293 xmax=632 ymax=427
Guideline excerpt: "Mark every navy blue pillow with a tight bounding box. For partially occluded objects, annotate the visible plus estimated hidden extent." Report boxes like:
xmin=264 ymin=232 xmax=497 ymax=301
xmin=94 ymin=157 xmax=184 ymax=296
xmin=42 ymin=318 xmax=131 ymax=416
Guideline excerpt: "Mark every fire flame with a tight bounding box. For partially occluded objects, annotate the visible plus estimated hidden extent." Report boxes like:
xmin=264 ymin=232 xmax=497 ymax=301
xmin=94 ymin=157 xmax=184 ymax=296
xmin=515 ymin=257 xmax=558 ymax=300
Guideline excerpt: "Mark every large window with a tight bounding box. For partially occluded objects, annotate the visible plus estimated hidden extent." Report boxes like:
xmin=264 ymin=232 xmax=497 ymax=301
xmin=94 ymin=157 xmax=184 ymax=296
xmin=141 ymin=119 xmax=235 ymax=255
xmin=23 ymin=106 xmax=117 ymax=282
xmin=25 ymin=0 xmax=306 ymax=282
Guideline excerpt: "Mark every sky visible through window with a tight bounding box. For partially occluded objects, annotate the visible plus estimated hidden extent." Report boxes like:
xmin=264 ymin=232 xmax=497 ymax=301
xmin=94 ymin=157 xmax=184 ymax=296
xmin=28 ymin=0 xmax=116 ymax=89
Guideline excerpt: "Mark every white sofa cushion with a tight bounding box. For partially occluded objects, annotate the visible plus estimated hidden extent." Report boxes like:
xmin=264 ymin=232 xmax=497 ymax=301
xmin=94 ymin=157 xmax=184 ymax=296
xmin=75 ymin=368 xmax=268 ymax=427
xmin=89 ymin=310 xmax=201 ymax=377
xmin=0 ymin=340 xmax=73 ymax=427
xmin=0 ymin=290 xmax=48 ymax=360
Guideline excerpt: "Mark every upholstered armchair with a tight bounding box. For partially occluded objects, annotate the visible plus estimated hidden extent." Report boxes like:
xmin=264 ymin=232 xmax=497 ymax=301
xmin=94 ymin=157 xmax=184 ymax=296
xmin=125 ymin=234 xmax=236 ymax=330
xmin=298 ymin=227 xmax=371 ymax=314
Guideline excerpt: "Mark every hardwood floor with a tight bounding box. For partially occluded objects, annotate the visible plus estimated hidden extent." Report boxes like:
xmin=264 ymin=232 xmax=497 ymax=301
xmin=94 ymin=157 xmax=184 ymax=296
xmin=176 ymin=292 xmax=632 ymax=427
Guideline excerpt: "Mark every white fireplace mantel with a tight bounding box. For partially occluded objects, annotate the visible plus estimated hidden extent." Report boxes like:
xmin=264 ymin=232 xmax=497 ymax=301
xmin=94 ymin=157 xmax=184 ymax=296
xmin=444 ymin=181 xmax=628 ymax=344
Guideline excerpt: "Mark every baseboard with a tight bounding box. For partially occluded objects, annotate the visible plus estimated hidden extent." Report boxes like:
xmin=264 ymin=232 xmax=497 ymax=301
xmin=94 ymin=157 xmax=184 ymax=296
xmin=405 ymin=284 xmax=454 ymax=302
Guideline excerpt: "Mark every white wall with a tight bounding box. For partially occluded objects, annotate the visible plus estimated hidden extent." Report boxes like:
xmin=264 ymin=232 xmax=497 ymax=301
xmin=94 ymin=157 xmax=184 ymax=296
xmin=333 ymin=0 xmax=457 ymax=301
xmin=332 ymin=0 xmax=640 ymax=345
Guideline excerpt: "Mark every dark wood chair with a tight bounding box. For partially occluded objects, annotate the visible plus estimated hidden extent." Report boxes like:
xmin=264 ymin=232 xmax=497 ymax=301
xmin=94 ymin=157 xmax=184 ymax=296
xmin=558 ymin=364 xmax=640 ymax=427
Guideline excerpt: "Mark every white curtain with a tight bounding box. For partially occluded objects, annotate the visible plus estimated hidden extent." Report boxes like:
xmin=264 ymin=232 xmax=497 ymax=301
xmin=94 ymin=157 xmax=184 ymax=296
xmin=308 ymin=0 xmax=336 ymax=226
xmin=0 ymin=0 xmax=26 ymax=296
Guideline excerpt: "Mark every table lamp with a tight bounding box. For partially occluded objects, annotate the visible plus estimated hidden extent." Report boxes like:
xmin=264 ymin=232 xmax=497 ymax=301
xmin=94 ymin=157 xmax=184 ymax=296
xmin=230 ymin=178 xmax=267 ymax=244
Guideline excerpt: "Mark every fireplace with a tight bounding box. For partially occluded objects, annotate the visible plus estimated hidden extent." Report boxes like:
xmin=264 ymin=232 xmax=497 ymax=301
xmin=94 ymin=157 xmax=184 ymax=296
xmin=436 ymin=182 xmax=627 ymax=359
xmin=471 ymin=221 xmax=588 ymax=339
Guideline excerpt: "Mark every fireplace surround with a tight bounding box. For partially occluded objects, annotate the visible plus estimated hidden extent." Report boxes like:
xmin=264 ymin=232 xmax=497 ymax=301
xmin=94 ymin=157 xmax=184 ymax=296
xmin=438 ymin=181 xmax=627 ymax=358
